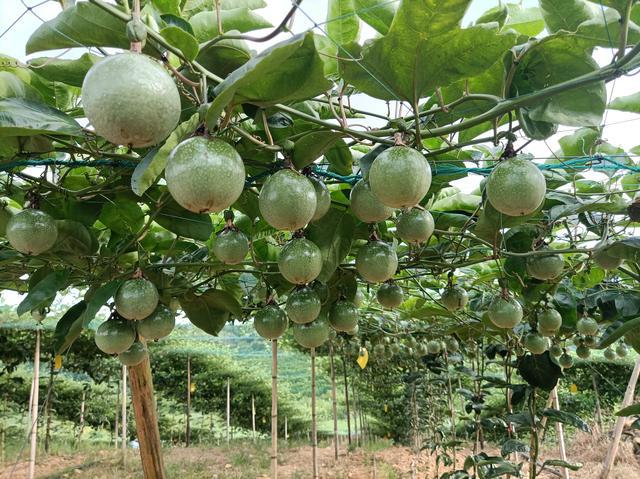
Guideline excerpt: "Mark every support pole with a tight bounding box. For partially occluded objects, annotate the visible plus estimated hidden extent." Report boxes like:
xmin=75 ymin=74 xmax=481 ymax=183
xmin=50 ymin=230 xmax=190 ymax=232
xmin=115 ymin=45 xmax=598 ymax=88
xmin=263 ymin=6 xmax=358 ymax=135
xmin=226 ymin=378 xmax=231 ymax=444
xmin=284 ymin=416 xmax=288 ymax=442
xmin=27 ymin=328 xmax=41 ymax=479
xmin=311 ymin=348 xmax=318 ymax=479
xmin=115 ymin=379 xmax=120 ymax=449
xmin=186 ymin=356 xmax=191 ymax=447
xmin=600 ymin=357 xmax=640 ymax=479
xmin=592 ymin=373 xmax=603 ymax=432
xmin=128 ymin=355 xmax=166 ymax=479
xmin=271 ymin=339 xmax=278 ymax=479
xmin=122 ymin=365 xmax=127 ymax=463
xmin=329 ymin=342 xmax=339 ymax=460
xmin=341 ymin=356 xmax=352 ymax=446
xmin=252 ymin=395 xmax=256 ymax=442
xmin=551 ymin=388 xmax=570 ymax=479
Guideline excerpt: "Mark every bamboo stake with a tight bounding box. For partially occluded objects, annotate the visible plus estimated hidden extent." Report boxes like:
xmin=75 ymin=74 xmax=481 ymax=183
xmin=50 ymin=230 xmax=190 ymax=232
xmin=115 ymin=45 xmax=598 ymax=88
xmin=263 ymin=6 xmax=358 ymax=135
xmin=122 ymin=365 xmax=127 ymax=465
xmin=311 ymin=347 xmax=318 ymax=479
xmin=592 ymin=373 xmax=603 ymax=432
xmin=551 ymin=388 xmax=570 ymax=479
xmin=27 ymin=328 xmax=41 ymax=479
xmin=44 ymin=360 xmax=54 ymax=454
xmin=271 ymin=339 xmax=278 ymax=479
xmin=329 ymin=342 xmax=339 ymax=460
xmin=115 ymin=379 xmax=120 ymax=449
xmin=252 ymin=394 xmax=256 ymax=442
xmin=77 ymin=389 xmax=86 ymax=445
xmin=226 ymin=378 xmax=231 ymax=443
xmin=341 ymin=356 xmax=352 ymax=446
xmin=600 ymin=356 xmax=640 ymax=479
xmin=284 ymin=416 xmax=288 ymax=442
xmin=186 ymin=356 xmax=191 ymax=447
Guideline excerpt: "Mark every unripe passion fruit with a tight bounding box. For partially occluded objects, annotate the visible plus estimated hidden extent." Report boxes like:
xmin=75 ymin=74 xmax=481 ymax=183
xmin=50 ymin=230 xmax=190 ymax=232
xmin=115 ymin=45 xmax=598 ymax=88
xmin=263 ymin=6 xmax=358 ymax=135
xmin=356 ymin=241 xmax=398 ymax=283
xmin=166 ymin=138 xmax=246 ymax=214
xmin=310 ymin=177 xmax=331 ymax=222
xmin=593 ymin=245 xmax=623 ymax=271
xmin=604 ymin=347 xmax=617 ymax=361
xmin=486 ymin=157 xmax=546 ymax=216
xmin=368 ymin=146 xmax=432 ymax=208
xmin=259 ymin=169 xmax=316 ymax=231
xmin=526 ymin=253 xmax=564 ymax=280
xmin=350 ymin=180 xmax=394 ymax=223
xmin=310 ymin=281 xmax=329 ymax=304
xmin=329 ymin=300 xmax=359 ymax=332
xmin=440 ymin=285 xmax=469 ymax=312
xmin=376 ymin=282 xmax=403 ymax=308
xmin=286 ymin=287 xmax=321 ymax=324
xmin=293 ymin=315 xmax=330 ymax=348
xmin=115 ymin=278 xmax=159 ymax=321
xmin=558 ymin=353 xmax=574 ymax=369
xmin=576 ymin=317 xmax=599 ymax=336
xmin=583 ymin=335 xmax=598 ymax=347
xmin=538 ymin=308 xmax=562 ymax=332
xmin=212 ymin=229 xmax=249 ymax=265
xmin=6 ymin=209 xmax=58 ymax=255
xmin=254 ymin=304 xmax=288 ymax=340
xmin=137 ymin=304 xmax=175 ymax=340
xmin=487 ymin=295 xmax=523 ymax=329
xmin=616 ymin=343 xmax=628 ymax=357
xmin=426 ymin=339 xmax=441 ymax=355
xmin=82 ymin=52 xmax=180 ymax=147
xmin=95 ymin=318 xmax=135 ymax=354
xmin=549 ymin=344 xmax=563 ymax=357
xmin=523 ymin=333 xmax=548 ymax=354
xmin=278 ymin=238 xmax=322 ymax=285
xmin=445 ymin=337 xmax=460 ymax=353
xmin=353 ymin=289 xmax=365 ymax=307
xmin=118 ymin=340 xmax=148 ymax=366
xmin=396 ymin=209 xmax=434 ymax=244
xmin=576 ymin=345 xmax=591 ymax=359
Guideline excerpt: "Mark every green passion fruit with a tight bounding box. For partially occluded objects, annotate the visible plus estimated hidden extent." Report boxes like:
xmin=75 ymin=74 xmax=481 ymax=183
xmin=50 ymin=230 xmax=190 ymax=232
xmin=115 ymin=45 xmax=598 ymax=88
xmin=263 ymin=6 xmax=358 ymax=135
xmin=396 ymin=209 xmax=434 ymax=244
xmin=558 ymin=353 xmax=574 ymax=369
xmin=310 ymin=281 xmax=329 ymax=304
xmin=485 ymin=157 xmax=546 ymax=217
xmin=350 ymin=180 xmax=394 ymax=223
xmin=487 ymin=295 xmax=523 ymax=329
xmin=278 ymin=238 xmax=323 ymax=285
xmin=549 ymin=344 xmax=563 ymax=357
xmin=440 ymin=285 xmax=469 ymax=312
xmin=356 ymin=240 xmax=398 ymax=283
xmin=166 ymin=137 xmax=246 ymax=214
xmin=368 ymin=146 xmax=432 ymax=208
xmin=376 ymin=282 xmax=403 ymax=308
xmin=523 ymin=333 xmax=548 ymax=355
xmin=576 ymin=345 xmax=591 ymax=359
xmin=576 ymin=317 xmax=599 ymax=336
xmin=293 ymin=315 xmax=330 ymax=348
xmin=254 ymin=304 xmax=288 ymax=340
xmin=353 ymin=289 xmax=365 ymax=307
xmin=604 ymin=347 xmax=617 ymax=361
xmin=593 ymin=245 xmax=623 ymax=271
xmin=625 ymin=326 xmax=640 ymax=353
xmin=95 ymin=318 xmax=135 ymax=355
xmin=538 ymin=308 xmax=562 ymax=332
xmin=82 ymin=52 xmax=180 ymax=147
xmin=118 ymin=340 xmax=148 ymax=366
xmin=444 ymin=337 xmax=460 ymax=353
xmin=329 ymin=300 xmax=359 ymax=332
xmin=286 ymin=287 xmax=322 ymax=324
xmin=310 ymin=177 xmax=331 ymax=222
xmin=137 ymin=304 xmax=175 ymax=340
xmin=426 ymin=339 xmax=441 ymax=355
xmin=115 ymin=278 xmax=159 ymax=321
xmin=6 ymin=209 xmax=58 ymax=255
xmin=212 ymin=228 xmax=249 ymax=265
xmin=616 ymin=343 xmax=628 ymax=357
xmin=259 ymin=169 xmax=316 ymax=231
xmin=526 ymin=253 xmax=564 ymax=280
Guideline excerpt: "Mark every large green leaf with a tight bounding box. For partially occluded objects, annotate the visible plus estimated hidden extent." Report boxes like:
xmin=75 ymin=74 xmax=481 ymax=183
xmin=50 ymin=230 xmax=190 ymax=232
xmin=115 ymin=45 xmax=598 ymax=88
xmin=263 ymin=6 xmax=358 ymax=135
xmin=180 ymin=288 xmax=242 ymax=335
xmin=131 ymin=113 xmax=199 ymax=196
xmin=539 ymin=0 xmax=594 ymax=33
xmin=574 ymin=7 xmax=640 ymax=48
xmin=189 ymin=9 xmax=272 ymax=42
xmin=0 ymin=72 xmax=43 ymax=101
xmin=80 ymin=280 xmax=123 ymax=327
xmin=306 ymin=209 xmax=355 ymax=283
xmin=504 ymin=4 xmax=545 ymax=37
xmin=195 ymin=38 xmax=252 ymax=78
xmin=542 ymin=409 xmax=590 ymax=432
xmin=292 ymin=131 xmax=342 ymax=169
xmin=160 ymin=26 xmax=199 ymax=61
xmin=26 ymin=2 xmax=129 ymax=54
xmin=558 ymin=127 xmax=600 ymax=157
xmin=28 ymin=53 xmax=99 ymax=88
xmin=206 ymin=32 xmax=337 ymax=128
xmin=510 ymin=36 xmax=606 ymax=127
xmin=153 ymin=197 xmax=213 ymax=241
xmin=354 ymin=0 xmax=396 ymax=35
xmin=0 ymin=98 xmax=83 ymax=137
xmin=184 ymin=0 xmax=266 ymax=12
xmin=345 ymin=0 xmax=516 ymax=101
xmin=152 ymin=0 xmax=181 ymax=16
xmin=327 ymin=0 xmax=360 ymax=45
xmin=610 ymin=91 xmax=640 ymax=113
xmin=616 ymin=402 xmax=640 ymax=416
xmin=325 ymin=139 xmax=353 ymax=176
xmin=53 ymin=300 xmax=88 ymax=354
xmin=17 ymin=270 xmax=70 ymax=317
xmin=99 ymin=196 xmax=145 ymax=235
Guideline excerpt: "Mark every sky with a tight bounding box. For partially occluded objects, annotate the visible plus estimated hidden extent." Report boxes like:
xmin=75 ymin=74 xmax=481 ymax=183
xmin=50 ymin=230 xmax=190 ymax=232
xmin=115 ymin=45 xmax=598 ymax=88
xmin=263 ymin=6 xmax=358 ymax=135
xmin=0 ymin=0 xmax=639 ymax=310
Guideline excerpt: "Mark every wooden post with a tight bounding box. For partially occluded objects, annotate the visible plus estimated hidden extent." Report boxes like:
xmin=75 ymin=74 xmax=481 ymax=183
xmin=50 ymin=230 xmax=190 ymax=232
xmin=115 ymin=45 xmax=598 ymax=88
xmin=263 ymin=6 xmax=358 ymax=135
xmin=251 ymin=395 xmax=256 ymax=442
xmin=592 ymin=373 xmax=603 ymax=432
xmin=122 ymin=365 xmax=127 ymax=463
xmin=551 ymin=388 xmax=570 ymax=479
xmin=311 ymin=348 xmax=318 ymax=479
xmin=271 ymin=339 xmax=278 ymax=479
xmin=341 ymin=357 xmax=352 ymax=446
xmin=600 ymin=357 xmax=640 ymax=479
xmin=128 ymin=355 xmax=166 ymax=479
xmin=44 ymin=360 xmax=54 ymax=453
xmin=115 ymin=380 xmax=120 ymax=449
xmin=284 ymin=416 xmax=288 ymax=442
xmin=329 ymin=343 xmax=339 ymax=460
xmin=27 ymin=328 xmax=41 ymax=479
xmin=226 ymin=378 xmax=231 ymax=443
xmin=186 ymin=356 xmax=191 ymax=447
xmin=77 ymin=389 xmax=86 ymax=445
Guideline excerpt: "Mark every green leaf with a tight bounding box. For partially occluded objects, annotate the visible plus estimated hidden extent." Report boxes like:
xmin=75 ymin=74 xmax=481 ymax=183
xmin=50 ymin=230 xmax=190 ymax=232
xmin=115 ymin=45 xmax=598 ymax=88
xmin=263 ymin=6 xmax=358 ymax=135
xmin=606 ymin=236 xmax=640 ymax=261
xmin=325 ymin=139 xmax=353 ymax=176
xmin=346 ymin=0 xmax=516 ymax=101
xmin=558 ymin=127 xmax=600 ymax=157
xmin=542 ymin=409 xmax=590 ymax=432
xmin=80 ymin=280 xmax=123 ymax=327
xmin=152 ymin=0 xmax=181 ymax=16
xmin=616 ymin=403 xmax=640 ymax=416
xmin=500 ymin=439 xmax=529 ymax=458
xmin=0 ymin=72 xmax=43 ymax=101
xmin=195 ymin=38 xmax=252 ymax=78
xmin=539 ymin=0 xmax=594 ymax=33
xmin=505 ymin=4 xmax=545 ymax=37
xmin=306 ymin=209 xmax=355 ymax=283
xmin=26 ymin=2 xmax=129 ymax=54
xmin=131 ymin=113 xmax=199 ymax=196
xmin=541 ymin=460 xmax=583 ymax=471
xmin=180 ymin=288 xmax=242 ymax=335
xmin=292 ymin=131 xmax=341 ymax=169
xmin=189 ymin=9 xmax=272 ymax=42
xmin=476 ymin=5 xmax=508 ymax=28
xmin=27 ymin=53 xmax=99 ymax=88
xmin=53 ymin=300 xmax=87 ymax=354
xmin=17 ymin=270 xmax=70 ymax=317
xmin=327 ymin=0 xmax=360 ymax=45
xmin=510 ymin=36 xmax=606 ymax=127
xmin=184 ymin=0 xmax=266 ymax=11
xmin=610 ymin=91 xmax=640 ymax=113
xmin=154 ymin=198 xmax=213 ymax=241
xmin=0 ymin=98 xmax=83 ymax=137
xmin=354 ymin=0 xmax=396 ymax=35
xmin=99 ymin=197 xmax=145 ymax=235
xmin=597 ymin=316 xmax=640 ymax=349
xmin=516 ymin=351 xmax=563 ymax=391
xmin=574 ymin=8 xmax=640 ymax=48
xmin=431 ymin=193 xmax=482 ymax=213
xmin=232 ymin=190 xmax=260 ymax=222
xmin=206 ymin=32 xmax=336 ymax=128
xmin=160 ymin=26 xmax=199 ymax=61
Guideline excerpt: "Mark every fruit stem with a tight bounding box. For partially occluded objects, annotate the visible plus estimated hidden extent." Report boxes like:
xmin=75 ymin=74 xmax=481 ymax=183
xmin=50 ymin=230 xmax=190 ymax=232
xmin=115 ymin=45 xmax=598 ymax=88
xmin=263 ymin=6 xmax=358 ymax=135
xmin=129 ymin=0 xmax=142 ymax=53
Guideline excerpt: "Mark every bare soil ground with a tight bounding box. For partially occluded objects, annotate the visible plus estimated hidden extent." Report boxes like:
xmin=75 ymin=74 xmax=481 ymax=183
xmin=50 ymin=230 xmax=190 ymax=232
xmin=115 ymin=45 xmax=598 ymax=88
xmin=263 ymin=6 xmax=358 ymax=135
xmin=1 ymin=432 xmax=638 ymax=478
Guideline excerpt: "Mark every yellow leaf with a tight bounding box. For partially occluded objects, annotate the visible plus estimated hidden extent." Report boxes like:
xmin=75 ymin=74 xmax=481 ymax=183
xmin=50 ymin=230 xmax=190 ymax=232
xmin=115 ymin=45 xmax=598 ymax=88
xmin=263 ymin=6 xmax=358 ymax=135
xmin=384 ymin=404 xmax=388 ymax=413
xmin=356 ymin=347 xmax=368 ymax=369
xmin=570 ymin=383 xmax=578 ymax=394
xmin=190 ymin=383 xmax=196 ymax=393
xmin=54 ymin=355 xmax=62 ymax=370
